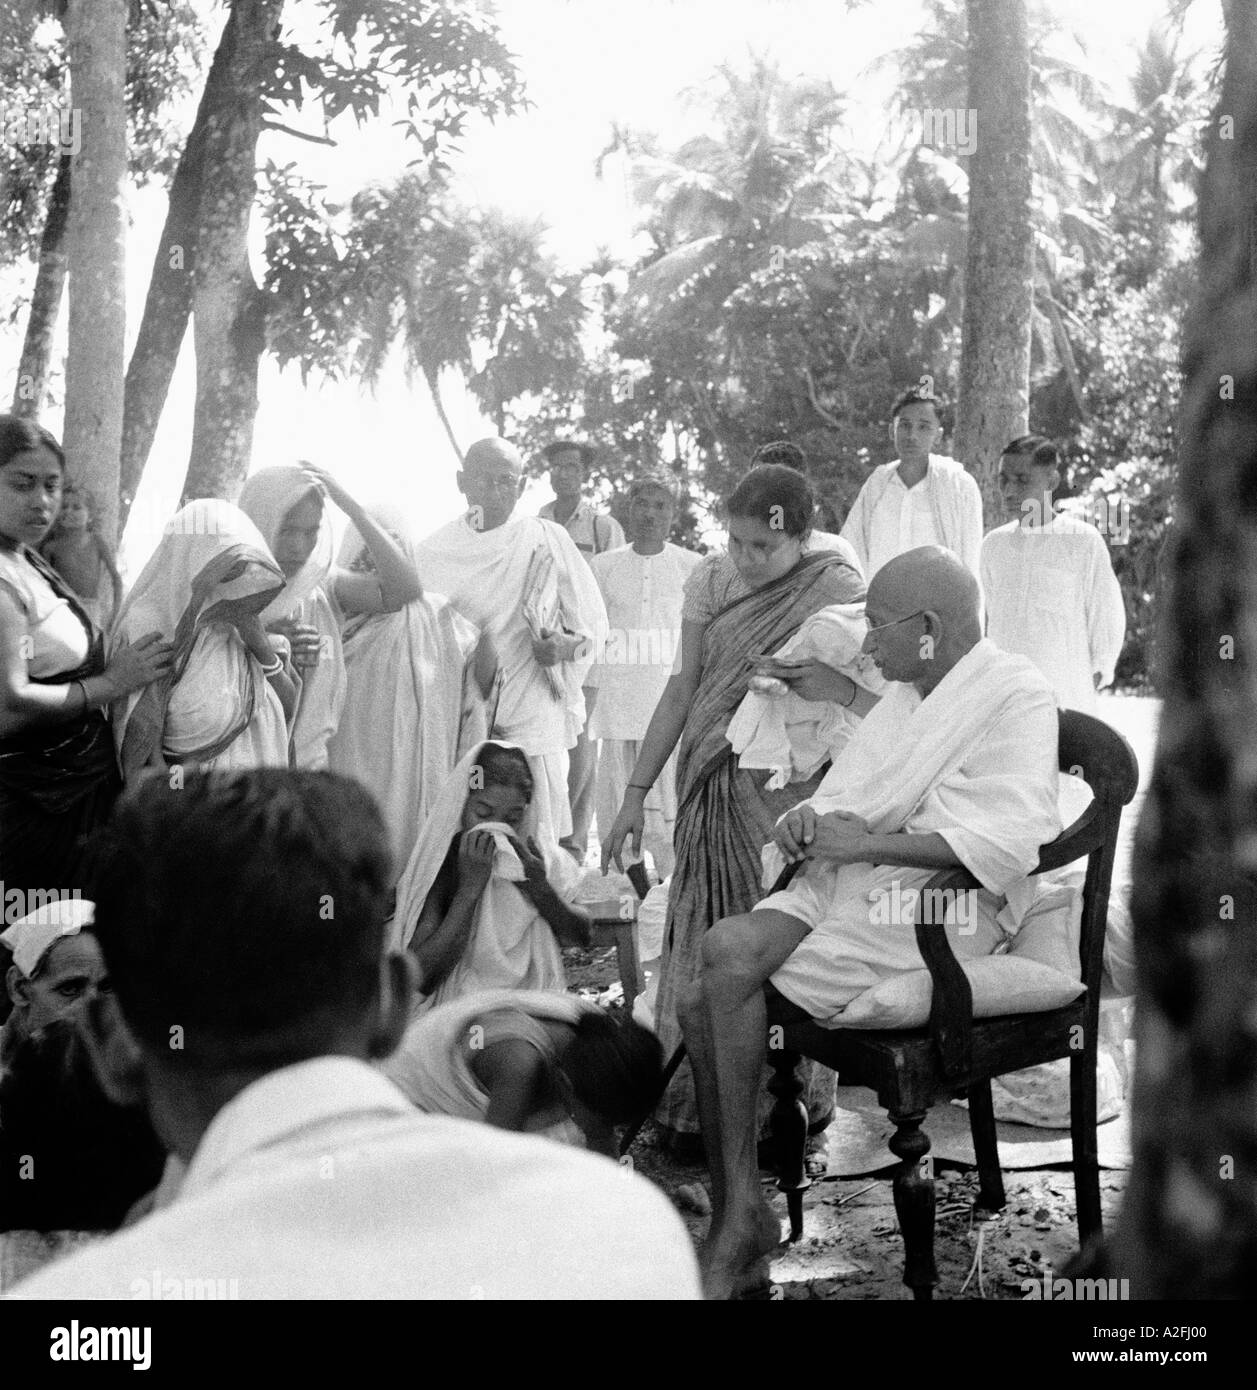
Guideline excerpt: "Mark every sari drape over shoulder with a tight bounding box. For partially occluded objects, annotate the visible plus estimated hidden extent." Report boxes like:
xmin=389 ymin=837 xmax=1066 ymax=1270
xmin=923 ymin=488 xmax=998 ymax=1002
xmin=327 ymin=509 xmax=487 ymax=880
xmin=111 ymin=501 xmax=289 ymax=779
xmin=237 ymin=466 xmax=347 ymax=770
xmin=0 ymin=548 xmax=119 ymax=891
xmin=655 ymin=550 xmax=867 ymax=1141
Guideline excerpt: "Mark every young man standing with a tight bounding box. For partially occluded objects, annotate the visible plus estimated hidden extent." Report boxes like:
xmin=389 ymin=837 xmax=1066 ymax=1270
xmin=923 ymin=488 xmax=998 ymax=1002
xmin=840 ymin=387 xmax=984 ymax=581
xmin=539 ymin=441 xmax=625 ymax=860
xmin=588 ymin=470 xmax=700 ymax=880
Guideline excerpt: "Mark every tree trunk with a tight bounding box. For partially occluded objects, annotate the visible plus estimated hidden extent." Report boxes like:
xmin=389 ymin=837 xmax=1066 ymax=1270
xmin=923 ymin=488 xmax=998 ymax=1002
xmin=182 ymin=0 xmax=285 ymax=504
xmin=118 ymin=5 xmax=242 ymax=522
xmin=424 ymin=366 xmax=464 ymax=464
xmin=955 ymin=0 xmax=1034 ymax=523
xmin=62 ymin=0 xmax=128 ymax=543
xmin=11 ymin=155 xmax=72 ymax=420
xmin=1109 ymin=0 xmax=1257 ymax=1298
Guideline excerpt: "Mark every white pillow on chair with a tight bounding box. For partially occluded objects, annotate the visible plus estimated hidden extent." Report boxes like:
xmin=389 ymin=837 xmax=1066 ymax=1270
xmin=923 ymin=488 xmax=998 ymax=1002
xmin=823 ymin=956 xmax=1086 ymax=1031
xmin=1005 ymin=880 xmax=1083 ymax=979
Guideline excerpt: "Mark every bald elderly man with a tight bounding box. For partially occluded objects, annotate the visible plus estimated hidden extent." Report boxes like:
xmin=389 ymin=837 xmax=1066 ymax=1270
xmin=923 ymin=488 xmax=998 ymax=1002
xmin=412 ymin=439 xmax=608 ymax=852
xmin=682 ymin=547 xmax=1062 ymax=1298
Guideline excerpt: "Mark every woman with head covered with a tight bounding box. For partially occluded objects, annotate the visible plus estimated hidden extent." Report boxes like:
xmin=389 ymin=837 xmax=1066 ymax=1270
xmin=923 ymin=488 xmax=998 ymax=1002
xmin=111 ymin=500 xmax=297 ymax=777
xmin=237 ymin=463 xmax=422 ymax=770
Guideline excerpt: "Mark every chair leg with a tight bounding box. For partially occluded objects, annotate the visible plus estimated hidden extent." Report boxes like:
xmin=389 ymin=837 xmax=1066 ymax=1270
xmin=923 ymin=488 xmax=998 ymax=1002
xmin=966 ymin=1080 xmax=1006 ymax=1213
xmin=1070 ymin=1050 xmax=1102 ymax=1243
xmin=888 ymin=1109 xmax=937 ymax=1300
xmin=766 ymin=1048 xmax=809 ymax=1242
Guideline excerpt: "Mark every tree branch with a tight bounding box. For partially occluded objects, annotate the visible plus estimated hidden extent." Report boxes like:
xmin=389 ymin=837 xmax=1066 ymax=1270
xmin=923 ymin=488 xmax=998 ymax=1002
xmin=803 ymin=365 xmax=842 ymax=428
xmin=261 ymin=120 xmax=336 ymax=147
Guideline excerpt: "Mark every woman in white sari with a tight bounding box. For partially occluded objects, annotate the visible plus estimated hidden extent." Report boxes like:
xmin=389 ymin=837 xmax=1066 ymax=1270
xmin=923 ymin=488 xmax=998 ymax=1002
xmin=111 ymin=501 xmax=297 ymax=777
xmin=392 ymin=741 xmax=588 ymax=1015
xmin=327 ymin=502 xmax=494 ymax=879
xmin=237 ymin=463 xmax=422 ymax=769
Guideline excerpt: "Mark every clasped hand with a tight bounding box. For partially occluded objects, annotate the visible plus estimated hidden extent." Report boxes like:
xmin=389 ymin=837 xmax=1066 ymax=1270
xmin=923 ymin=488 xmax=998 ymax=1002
xmin=773 ymin=805 xmax=870 ymax=864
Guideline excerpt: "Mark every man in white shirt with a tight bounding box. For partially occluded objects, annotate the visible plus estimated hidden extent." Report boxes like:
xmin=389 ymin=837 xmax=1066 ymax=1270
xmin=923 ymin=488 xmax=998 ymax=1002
xmin=840 ymin=388 xmax=984 ymax=581
xmin=8 ymin=771 xmax=698 ymax=1300
xmin=589 ymin=470 xmax=700 ymax=879
xmin=981 ymin=435 xmax=1126 ymax=715
xmin=539 ymin=441 xmax=625 ymax=860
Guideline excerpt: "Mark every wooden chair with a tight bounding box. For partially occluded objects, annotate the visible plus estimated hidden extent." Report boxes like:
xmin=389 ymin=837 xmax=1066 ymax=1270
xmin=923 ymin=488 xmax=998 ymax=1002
xmin=766 ymin=710 xmax=1139 ymax=1300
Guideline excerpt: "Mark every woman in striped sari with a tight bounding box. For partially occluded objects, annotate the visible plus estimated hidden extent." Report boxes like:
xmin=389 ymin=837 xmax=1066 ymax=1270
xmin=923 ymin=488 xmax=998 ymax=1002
xmin=603 ymin=465 xmax=867 ymax=1156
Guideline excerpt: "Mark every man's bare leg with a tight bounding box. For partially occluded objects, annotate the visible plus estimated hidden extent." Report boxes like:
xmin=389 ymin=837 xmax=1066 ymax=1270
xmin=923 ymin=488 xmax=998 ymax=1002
xmin=686 ymin=909 xmax=810 ymax=1298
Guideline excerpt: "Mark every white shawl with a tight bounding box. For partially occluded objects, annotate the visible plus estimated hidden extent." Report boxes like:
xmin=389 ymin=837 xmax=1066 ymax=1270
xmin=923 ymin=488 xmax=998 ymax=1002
xmin=327 ymin=508 xmax=486 ymax=879
xmin=766 ymin=639 xmax=1061 ymax=930
xmin=237 ymin=466 xmax=347 ymax=770
xmin=391 ymin=741 xmax=582 ymax=1010
xmin=412 ymin=513 xmax=608 ymax=756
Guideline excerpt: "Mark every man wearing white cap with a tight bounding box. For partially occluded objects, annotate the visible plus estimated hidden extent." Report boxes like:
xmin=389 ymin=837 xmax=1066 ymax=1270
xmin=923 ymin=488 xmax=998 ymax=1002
xmin=1 ymin=898 xmax=101 ymax=1077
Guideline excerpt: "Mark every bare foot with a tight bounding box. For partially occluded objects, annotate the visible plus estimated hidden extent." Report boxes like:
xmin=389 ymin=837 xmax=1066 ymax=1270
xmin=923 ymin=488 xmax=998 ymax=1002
xmin=700 ymin=1198 xmax=782 ymax=1300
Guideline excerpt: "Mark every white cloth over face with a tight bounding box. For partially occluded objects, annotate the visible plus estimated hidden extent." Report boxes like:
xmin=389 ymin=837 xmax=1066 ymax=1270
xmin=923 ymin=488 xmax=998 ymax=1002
xmin=763 ymin=640 xmax=1063 ymax=1023
xmin=379 ymin=987 xmax=594 ymax=1125
xmin=412 ymin=513 xmax=608 ymax=758
xmin=0 ymin=897 xmax=93 ymax=977
xmin=110 ymin=501 xmax=289 ymax=775
xmin=8 ymin=1055 xmax=700 ymax=1300
xmin=981 ymin=511 xmax=1126 ymax=716
xmin=237 ymin=466 xmax=347 ymax=770
xmin=839 ymin=454 xmax=984 ymax=580
xmin=326 ymin=509 xmax=485 ymax=879
xmin=727 ymin=602 xmax=886 ymax=788
xmin=391 ymin=741 xmax=582 ymax=1011
xmin=586 ymin=542 xmax=701 ymax=741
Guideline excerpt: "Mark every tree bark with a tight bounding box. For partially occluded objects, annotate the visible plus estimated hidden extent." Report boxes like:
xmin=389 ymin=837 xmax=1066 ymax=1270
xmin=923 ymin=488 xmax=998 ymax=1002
xmin=182 ymin=0 xmax=285 ymax=504
xmin=955 ymin=0 xmax=1034 ymax=523
xmin=1109 ymin=0 xmax=1257 ymax=1299
xmin=423 ymin=366 xmax=464 ymax=464
xmin=118 ymin=5 xmax=242 ymax=522
xmin=11 ymin=155 xmax=72 ymax=421
xmin=63 ymin=0 xmax=128 ymax=543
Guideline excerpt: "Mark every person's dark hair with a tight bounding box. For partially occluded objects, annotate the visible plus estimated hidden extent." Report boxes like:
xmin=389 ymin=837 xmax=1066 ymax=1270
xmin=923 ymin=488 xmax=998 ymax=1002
xmin=1001 ymin=434 xmax=1060 ymax=470
xmin=560 ymin=1010 xmax=664 ymax=1126
xmin=0 ymin=1018 xmax=166 ymax=1232
xmin=891 ymin=386 xmax=946 ymax=420
xmin=0 ymin=414 xmax=65 ymax=471
xmin=86 ymin=771 xmax=393 ymax=1069
xmin=751 ymin=440 xmax=806 ymax=472
xmin=727 ymin=463 xmax=815 ymax=538
xmin=474 ymin=742 xmax=534 ymax=801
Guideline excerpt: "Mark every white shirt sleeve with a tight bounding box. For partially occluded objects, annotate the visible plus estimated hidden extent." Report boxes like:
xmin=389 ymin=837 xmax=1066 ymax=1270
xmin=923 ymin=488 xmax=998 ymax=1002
xmin=1085 ymin=530 xmax=1127 ymax=689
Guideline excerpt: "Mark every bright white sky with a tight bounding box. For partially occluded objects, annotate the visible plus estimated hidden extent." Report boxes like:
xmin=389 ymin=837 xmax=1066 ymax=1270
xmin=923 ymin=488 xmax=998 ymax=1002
xmin=0 ymin=0 xmax=1224 ymax=575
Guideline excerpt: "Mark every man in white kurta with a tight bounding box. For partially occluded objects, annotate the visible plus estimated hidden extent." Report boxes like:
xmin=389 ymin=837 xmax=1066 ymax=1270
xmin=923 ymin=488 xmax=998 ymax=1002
xmin=412 ymin=439 xmax=608 ymax=853
xmin=981 ymin=440 xmax=1126 ymax=715
xmin=840 ymin=390 xmax=984 ymax=581
xmin=588 ymin=471 xmax=700 ymax=877
xmin=680 ymin=547 xmax=1061 ymax=1297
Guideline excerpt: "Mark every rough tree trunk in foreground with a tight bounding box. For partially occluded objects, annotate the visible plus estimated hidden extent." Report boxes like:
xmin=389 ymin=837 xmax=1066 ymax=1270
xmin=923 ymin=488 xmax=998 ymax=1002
xmin=955 ymin=0 xmax=1034 ymax=523
xmin=182 ymin=0 xmax=285 ymax=504
xmin=11 ymin=155 xmax=71 ymax=420
xmin=119 ymin=5 xmax=243 ymax=522
xmin=1110 ymin=0 xmax=1257 ymax=1298
xmin=62 ymin=0 xmax=127 ymax=542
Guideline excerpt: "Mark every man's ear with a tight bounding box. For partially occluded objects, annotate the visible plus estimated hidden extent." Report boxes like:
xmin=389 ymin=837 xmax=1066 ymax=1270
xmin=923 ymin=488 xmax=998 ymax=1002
xmin=455 ymin=469 xmax=467 ymax=497
xmin=6 ymin=964 xmax=30 ymax=1010
xmin=368 ymin=951 xmax=419 ymax=1061
xmin=79 ymin=990 xmax=147 ymax=1108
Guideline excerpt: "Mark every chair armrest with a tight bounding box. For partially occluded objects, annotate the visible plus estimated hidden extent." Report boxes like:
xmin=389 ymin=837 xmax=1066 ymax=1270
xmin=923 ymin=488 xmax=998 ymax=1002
xmin=914 ymin=865 xmax=982 ymax=1080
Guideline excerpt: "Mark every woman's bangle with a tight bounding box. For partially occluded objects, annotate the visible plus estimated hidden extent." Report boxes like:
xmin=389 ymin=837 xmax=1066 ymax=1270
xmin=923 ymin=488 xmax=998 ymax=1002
xmin=627 ymin=782 xmax=651 ymax=791
xmin=74 ymin=679 xmax=92 ymax=712
xmin=259 ymin=654 xmax=283 ymax=678
xmin=840 ymin=677 xmax=857 ymax=709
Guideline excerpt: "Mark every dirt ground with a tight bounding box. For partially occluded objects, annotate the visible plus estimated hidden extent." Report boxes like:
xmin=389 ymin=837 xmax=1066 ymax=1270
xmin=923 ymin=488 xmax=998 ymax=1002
xmin=566 ymin=942 xmax=1127 ymax=1301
